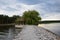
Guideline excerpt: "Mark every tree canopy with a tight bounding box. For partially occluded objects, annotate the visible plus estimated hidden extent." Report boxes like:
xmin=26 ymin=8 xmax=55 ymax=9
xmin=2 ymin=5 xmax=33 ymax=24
xmin=0 ymin=10 xmax=41 ymax=25
xmin=22 ymin=10 xmax=41 ymax=25
xmin=0 ymin=15 xmax=20 ymax=24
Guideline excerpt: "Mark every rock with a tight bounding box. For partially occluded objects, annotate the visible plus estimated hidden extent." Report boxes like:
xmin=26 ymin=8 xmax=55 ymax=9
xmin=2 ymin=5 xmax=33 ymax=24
xmin=13 ymin=25 xmax=60 ymax=40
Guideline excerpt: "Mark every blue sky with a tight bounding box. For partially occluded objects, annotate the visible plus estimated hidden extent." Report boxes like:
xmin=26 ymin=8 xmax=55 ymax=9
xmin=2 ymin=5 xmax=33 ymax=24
xmin=0 ymin=0 xmax=60 ymax=20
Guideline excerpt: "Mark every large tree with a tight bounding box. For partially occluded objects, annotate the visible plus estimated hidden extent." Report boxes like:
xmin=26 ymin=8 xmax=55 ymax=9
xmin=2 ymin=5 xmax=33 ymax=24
xmin=22 ymin=10 xmax=41 ymax=25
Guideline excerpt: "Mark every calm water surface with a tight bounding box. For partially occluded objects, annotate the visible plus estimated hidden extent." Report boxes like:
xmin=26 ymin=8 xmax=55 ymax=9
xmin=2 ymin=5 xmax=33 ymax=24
xmin=40 ymin=23 xmax=60 ymax=36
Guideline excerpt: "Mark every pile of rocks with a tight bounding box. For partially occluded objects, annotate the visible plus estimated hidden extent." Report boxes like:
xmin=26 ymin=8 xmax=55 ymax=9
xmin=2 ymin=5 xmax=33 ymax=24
xmin=13 ymin=25 xmax=60 ymax=40
xmin=35 ymin=26 xmax=60 ymax=40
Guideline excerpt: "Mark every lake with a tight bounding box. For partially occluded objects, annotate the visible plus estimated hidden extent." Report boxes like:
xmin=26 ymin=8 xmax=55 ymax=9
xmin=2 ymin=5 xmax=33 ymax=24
xmin=38 ymin=23 xmax=60 ymax=36
xmin=0 ymin=25 xmax=15 ymax=40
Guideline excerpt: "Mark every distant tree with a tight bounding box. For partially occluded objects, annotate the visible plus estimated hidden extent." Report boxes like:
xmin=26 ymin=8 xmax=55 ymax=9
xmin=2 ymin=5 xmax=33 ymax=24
xmin=15 ymin=17 xmax=21 ymax=24
xmin=22 ymin=10 xmax=41 ymax=25
xmin=11 ymin=15 xmax=20 ymax=23
xmin=12 ymin=15 xmax=20 ymax=19
xmin=0 ymin=15 xmax=21 ymax=24
xmin=0 ymin=15 xmax=4 ymax=24
xmin=0 ymin=15 xmax=9 ymax=24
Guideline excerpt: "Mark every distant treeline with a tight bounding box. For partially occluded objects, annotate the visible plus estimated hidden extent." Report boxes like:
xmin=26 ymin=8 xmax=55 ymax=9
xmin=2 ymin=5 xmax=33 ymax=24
xmin=0 ymin=15 xmax=20 ymax=24
xmin=39 ymin=20 xmax=60 ymax=24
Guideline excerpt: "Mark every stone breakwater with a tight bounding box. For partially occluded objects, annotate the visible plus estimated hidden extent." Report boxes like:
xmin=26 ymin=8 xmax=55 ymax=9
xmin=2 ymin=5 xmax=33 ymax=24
xmin=13 ymin=25 xmax=60 ymax=40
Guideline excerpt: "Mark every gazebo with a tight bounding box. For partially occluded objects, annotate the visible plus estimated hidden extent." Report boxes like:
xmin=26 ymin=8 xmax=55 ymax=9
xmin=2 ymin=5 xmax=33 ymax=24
xmin=16 ymin=17 xmax=25 ymax=25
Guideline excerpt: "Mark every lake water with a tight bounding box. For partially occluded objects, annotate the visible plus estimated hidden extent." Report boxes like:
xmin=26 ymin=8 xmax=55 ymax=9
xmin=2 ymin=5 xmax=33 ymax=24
xmin=38 ymin=23 xmax=60 ymax=36
xmin=0 ymin=27 xmax=15 ymax=40
xmin=0 ymin=26 xmax=22 ymax=40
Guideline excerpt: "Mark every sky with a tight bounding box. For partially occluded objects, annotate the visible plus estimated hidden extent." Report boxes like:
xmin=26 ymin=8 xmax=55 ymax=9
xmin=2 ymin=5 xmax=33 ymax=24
xmin=0 ymin=0 xmax=60 ymax=20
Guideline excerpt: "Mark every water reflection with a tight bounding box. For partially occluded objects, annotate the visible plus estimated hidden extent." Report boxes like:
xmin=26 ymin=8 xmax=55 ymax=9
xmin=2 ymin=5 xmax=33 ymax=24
xmin=38 ymin=23 xmax=60 ymax=36
xmin=0 ymin=25 xmax=15 ymax=40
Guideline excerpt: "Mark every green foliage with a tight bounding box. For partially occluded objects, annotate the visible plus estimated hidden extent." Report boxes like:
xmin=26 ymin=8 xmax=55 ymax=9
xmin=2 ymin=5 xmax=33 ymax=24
xmin=15 ymin=18 xmax=21 ymax=24
xmin=12 ymin=15 xmax=20 ymax=23
xmin=0 ymin=10 xmax=41 ymax=25
xmin=23 ymin=10 xmax=41 ymax=25
xmin=0 ymin=15 xmax=20 ymax=24
xmin=0 ymin=15 xmax=9 ymax=24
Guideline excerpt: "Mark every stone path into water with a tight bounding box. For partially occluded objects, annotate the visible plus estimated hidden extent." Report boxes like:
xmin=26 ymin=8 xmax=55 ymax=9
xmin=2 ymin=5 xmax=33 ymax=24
xmin=13 ymin=25 xmax=60 ymax=40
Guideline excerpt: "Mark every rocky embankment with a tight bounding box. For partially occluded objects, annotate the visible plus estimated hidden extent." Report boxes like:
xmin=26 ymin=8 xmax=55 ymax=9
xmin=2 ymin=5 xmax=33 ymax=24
xmin=13 ymin=25 xmax=60 ymax=40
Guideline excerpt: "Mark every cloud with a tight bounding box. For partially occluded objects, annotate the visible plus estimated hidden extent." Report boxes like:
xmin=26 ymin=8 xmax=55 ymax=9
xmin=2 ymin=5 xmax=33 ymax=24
xmin=17 ymin=0 xmax=40 ymax=5
xmin=0 ymin=0 xmax=60 ymax=20
xmin=0 ymin=2 xmax=36 ymax=16
xmin=42 ymin=12 xmax=60 ymax=20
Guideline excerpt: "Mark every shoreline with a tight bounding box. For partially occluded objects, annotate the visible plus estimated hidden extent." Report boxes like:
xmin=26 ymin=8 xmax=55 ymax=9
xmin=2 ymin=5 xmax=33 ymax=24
xmin=39 ymin=27 xmax=60 ymax=39
xmin=13 ymin=25 xmax=60 ymax=40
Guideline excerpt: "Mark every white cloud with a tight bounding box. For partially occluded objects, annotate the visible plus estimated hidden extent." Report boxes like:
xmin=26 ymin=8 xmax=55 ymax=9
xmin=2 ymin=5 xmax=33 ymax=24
xmin=0 ymin=0 xmax=60 ymax=20
xmin=0 ymin=2 xmax=37 ymax=16
xmin=42 ymin=13 xmax=60 ymax=21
